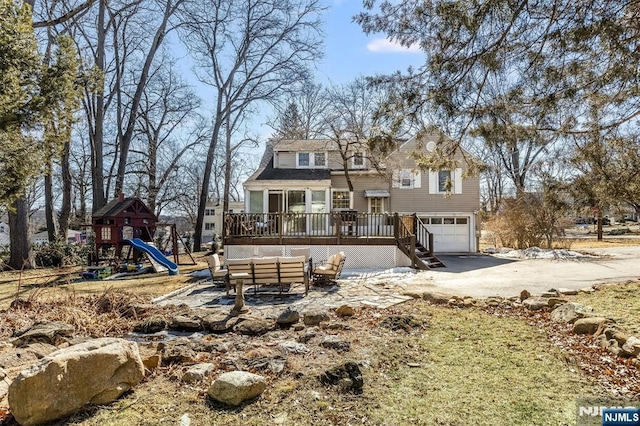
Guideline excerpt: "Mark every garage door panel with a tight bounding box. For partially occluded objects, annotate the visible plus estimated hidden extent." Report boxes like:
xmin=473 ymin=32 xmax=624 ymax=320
xmin=424 ymin=216 xmax=470 ymax=252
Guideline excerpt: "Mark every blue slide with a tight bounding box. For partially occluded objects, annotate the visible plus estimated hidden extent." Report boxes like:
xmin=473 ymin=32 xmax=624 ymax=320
xmin=125 ymin=238 xmax=179 ymax=276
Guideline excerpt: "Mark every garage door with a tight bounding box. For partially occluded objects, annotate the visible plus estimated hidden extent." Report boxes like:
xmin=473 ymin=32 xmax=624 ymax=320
xmin=423 ymin=217 xmax=470 ymax=252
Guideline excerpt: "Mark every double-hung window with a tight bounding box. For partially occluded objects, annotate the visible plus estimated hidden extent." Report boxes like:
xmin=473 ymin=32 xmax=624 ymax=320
xmin=352 ymin=152 xmax=365 ymax=168
xmin=438 ymin=170 xmax=452 ymax=192
xmin=332 ymin=190 xmax=351 ymax=210
xmin=297 ymin=152 xmax=327 ymax=168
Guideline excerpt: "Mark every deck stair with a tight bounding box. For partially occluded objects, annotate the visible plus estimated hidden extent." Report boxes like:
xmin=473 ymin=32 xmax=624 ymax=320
xmin=396 ymin=215 xmax=446 ymax=270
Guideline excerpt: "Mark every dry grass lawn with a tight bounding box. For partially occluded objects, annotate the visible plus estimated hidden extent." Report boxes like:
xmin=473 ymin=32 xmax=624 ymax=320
xmin=0 ymin=255 xmax=209 ymax=310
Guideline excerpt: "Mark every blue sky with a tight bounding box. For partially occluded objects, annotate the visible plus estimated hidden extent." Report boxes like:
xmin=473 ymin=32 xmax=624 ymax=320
xmin=317 ymin=0 xmax=423 ymax=84
xmin=173 ymin=0 xmax=425 ymax=153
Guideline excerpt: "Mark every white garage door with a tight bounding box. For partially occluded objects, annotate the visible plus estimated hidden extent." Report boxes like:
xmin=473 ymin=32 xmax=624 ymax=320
xmin=423 ymin=217 xmax=470 ymax=252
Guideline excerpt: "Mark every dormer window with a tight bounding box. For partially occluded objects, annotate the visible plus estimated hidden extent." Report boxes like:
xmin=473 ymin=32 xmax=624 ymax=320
xmin=297 ymin=152 xmax=327 ymax=168
xmin=352 ymin=152 xmax=365 ymax=168
xmin=314 ymin=152 xmax=326 ymax=167
xmin=298 ymin=152 xmax=310 ymax=167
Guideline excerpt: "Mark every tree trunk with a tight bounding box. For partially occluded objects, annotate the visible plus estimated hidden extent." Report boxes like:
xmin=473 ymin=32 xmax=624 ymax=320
xmin=8 ymin=197 xmax=33 ymax=270
xmin=222 ymin=121 xmax=232 ymax=213
xmin=147 ymin=136 xmax=158 ymax=214
xmin=91 ymin=0 xmax=106 ymax=212
xmin=113 ymin=0 xmax=175 ymax=197
xmin=59 ymin=141 xmax=72 ymax=240
xmin=194 ymin=123 xmax=221 ymax=252
xmin=44 ymin=172 xmax=58 ymax=242
xmin=597 ymin=208 xmax=603 ymax=241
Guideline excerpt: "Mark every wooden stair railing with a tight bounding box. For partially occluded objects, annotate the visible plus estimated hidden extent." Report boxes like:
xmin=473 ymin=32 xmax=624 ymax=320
xmin=395 ymin=215 xmax=446 ymax=270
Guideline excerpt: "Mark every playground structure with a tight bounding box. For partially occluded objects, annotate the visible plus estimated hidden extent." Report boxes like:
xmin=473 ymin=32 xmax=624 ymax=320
xmin=90 ymin=194 xmax=195 ymax=275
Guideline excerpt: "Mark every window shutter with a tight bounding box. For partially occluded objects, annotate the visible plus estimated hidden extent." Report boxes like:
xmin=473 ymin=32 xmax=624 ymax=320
xmin=391 ymin=170 xmax=400 ymax=188
xmin=429 ymin=170 xmax=438 ymax=194
xmin=413 ymin=171 xmax=422 ymax=188
xmin=454 ymin=168 xmax=463 ymax=194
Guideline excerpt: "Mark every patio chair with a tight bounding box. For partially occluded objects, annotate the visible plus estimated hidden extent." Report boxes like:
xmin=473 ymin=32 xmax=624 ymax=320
xmin=312 ymin=251 xmax=346 ymax=286
xmin=206 ymin=254 xmax=228 ymax=287
xmin=290 ymin=247 xmax=312 ymax=278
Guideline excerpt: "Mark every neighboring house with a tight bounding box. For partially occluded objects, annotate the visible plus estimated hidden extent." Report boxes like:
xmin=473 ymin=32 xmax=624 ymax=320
xmin=30 ymin=229 xmax=86 ymax=245
xmin=201 ymin=199 xmax=245 ymax=243
xmin=226 ymin=132 xmax=480 ymax=269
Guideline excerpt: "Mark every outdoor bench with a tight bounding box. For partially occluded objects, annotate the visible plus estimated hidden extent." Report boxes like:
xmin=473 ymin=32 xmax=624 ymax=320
xmin=225 ymin=256 xmax=309 ymax=296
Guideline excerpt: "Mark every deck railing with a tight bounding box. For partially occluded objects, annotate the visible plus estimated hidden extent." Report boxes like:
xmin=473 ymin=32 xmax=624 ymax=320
xmin=224 ymin=212 xmax=399 ymax=239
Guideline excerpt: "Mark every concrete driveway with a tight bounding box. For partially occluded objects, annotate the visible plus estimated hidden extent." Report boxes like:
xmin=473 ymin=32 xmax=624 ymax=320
xmin=407 ymin=246 xmax=640 ymax=298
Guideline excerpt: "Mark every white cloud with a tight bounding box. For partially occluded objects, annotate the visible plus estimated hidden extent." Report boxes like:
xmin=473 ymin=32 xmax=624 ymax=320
xmin=366 ymin=38 xmax=421 ymax=53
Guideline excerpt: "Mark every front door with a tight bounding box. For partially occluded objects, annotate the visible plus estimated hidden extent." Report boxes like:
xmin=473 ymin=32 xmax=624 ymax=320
xmin=268 ymin=192 xmax=283 ymax=233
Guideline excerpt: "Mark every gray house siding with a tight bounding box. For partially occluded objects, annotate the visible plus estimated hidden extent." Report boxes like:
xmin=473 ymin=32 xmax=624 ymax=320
xmin=331 ymin=174 xmax=389 ymax=212
xmin=389 ymin=179 xmax=480 ymax=213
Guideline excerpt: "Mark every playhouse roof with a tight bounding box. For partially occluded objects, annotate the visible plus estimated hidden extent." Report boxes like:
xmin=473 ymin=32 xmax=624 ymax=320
xmin=92 ymin=197 xmax=156 ymax=219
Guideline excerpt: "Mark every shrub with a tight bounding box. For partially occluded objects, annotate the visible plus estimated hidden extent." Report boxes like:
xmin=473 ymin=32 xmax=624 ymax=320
xmin=484 ymin=191 xmax=570 ymax=249
xmin=33 ymin=239 xmax=92 ymax=267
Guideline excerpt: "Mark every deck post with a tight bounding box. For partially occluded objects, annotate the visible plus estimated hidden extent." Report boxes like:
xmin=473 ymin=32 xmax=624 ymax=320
xmin=428 ymin=233 xmax=434 ymax=255
xmin=393 ymin=213 xmax=399 ymax=240
xmin=335 ymin=213 xmax=341 ymax=244
xmin=410 ymin=235 xmax=416 ymax=268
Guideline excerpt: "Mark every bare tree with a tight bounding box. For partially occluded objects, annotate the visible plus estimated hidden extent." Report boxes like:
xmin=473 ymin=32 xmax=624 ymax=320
xmin=322 ymin=76 xmax=389 ymax=191
xmin=126 ymin=57 xmax=205 ymax=215
xmin=180 ymin=0 xmax=324 ymax=251
xmin=69 ymin=125 xmax=93 ymax=227
xmin=68 ymin=0 xmax=186 ymax=211
xmin=270 ymin=81 xmax=329 ymax=139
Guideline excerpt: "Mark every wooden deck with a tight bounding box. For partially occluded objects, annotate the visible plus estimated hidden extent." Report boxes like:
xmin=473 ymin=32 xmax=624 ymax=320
xmin=223 ymin=212 xmax=444 ymax=270
xmin=224 ymin=212 xmax=401 ymax=246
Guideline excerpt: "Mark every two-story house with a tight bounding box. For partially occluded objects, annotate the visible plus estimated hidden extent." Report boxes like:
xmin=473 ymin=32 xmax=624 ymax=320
xmin=201 ymin=199 xmax=245 ymax=244
xmin=224 ymin=131 xmax=480 ymax=269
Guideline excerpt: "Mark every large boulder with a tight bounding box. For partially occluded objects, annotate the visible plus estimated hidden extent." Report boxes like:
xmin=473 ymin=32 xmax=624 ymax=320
xmin=303 ymin=310 xmax=329 ymax=326
xmin=621 ymin=336 xmax=640 ymax=357
xmin=550 ymin=302 xmax=594 ymax=324
xmin=12 ymin=322 xmax=74 ymax=347
xmin=234 ymin=318 xmax=275 ymax=336
xmin=207 ymin=371 xmax=267 ymax=406
xmin=572 ymin=317 xmax=609 ymax=335
xmin=276 ymin=309 xmax=300 ymax=326
xmin=182 ymin=363 xmax=215 ymax=383
xmin=522 ymin=297 xmax=550 ymax=311
xmin=169 ymin=315 xmax=202 ymax=332
xmin=8 ymin=337 xmax=144 ymax=426
xmin=161 ymin=338 xmax=197 ymax=365
xmin=202 ymin=314 xmax=239 ymax=333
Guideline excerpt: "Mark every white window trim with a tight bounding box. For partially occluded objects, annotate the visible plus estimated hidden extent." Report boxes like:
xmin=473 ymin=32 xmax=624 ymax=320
xmin=297 ymin=151 xmax=328 ymax=168
xmin=429 ymin=168 xmax=462 ymax=194
xmin=331 ymin=189 xmax=353 ymax=210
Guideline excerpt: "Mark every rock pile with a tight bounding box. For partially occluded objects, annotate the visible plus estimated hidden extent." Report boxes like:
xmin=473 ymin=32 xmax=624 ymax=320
xmin=0 ymin=302 xmax=363 ymax=424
